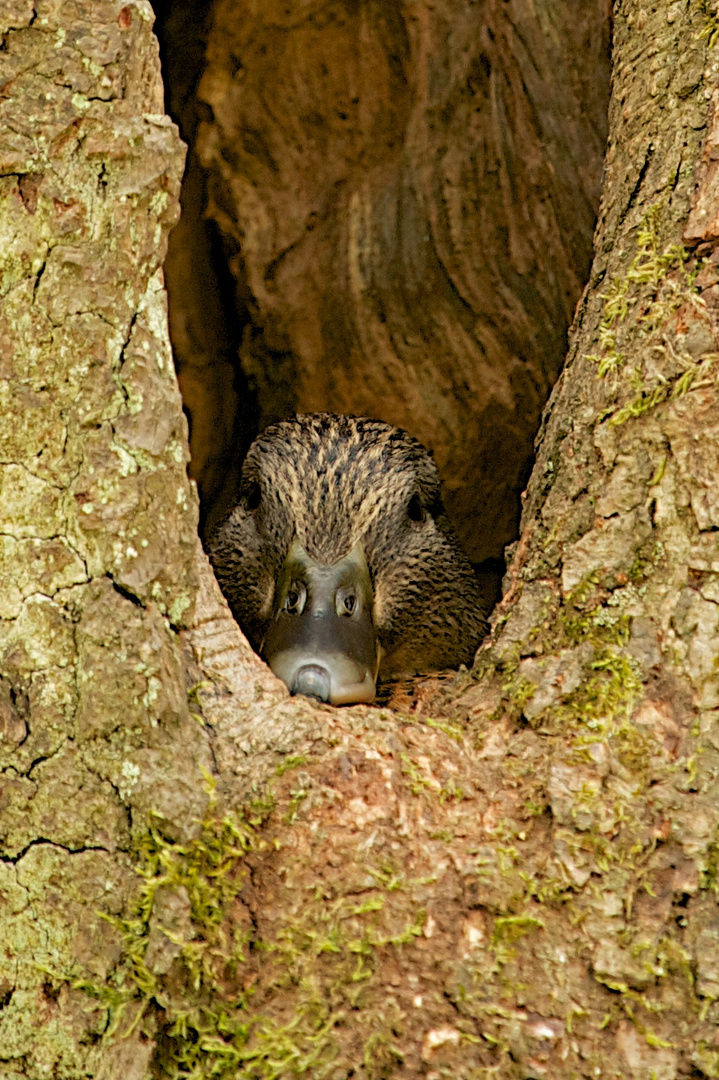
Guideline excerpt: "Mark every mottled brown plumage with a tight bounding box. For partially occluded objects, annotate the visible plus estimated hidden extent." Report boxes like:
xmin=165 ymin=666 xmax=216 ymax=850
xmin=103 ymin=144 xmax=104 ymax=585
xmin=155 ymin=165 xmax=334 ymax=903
xmin=208 ymin=413 xmax=487 ymax=696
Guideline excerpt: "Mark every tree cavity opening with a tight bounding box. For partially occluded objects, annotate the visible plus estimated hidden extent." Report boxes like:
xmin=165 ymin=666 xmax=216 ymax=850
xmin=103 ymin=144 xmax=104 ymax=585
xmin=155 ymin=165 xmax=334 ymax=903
xmin=152 ymin=0 xmax=612 ymax=615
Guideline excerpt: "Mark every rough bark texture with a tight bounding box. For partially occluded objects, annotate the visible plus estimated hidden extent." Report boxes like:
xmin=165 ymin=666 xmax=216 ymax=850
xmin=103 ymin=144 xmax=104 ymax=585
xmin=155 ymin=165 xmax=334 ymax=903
xmin=4 ymin=1 xmax=719 ymax=1079
xmin=176 ymin=2 xmax=719 ymax=1077
xmin=160 ymin=0 xmax=611 ymax=559
xmin=0 ymin=2 xmax=211 ymax=1073
xmin=154 ymin=0 xmax=249 ymax=529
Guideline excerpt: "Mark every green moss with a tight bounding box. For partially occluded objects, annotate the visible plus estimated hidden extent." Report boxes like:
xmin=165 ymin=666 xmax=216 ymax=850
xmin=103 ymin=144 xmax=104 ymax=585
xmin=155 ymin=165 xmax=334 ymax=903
xmin=422 ymin=716 xmax=465 ymax=743
xmin=628 ymin=540 xmax=663 ymax=584
xmin=608 ymin=382 xmax=671 ymax=426
xmin=649 ymin=455 xmax=667 ymax=487
xmin=510 ymin=594 xmax=639 ymax=741
xmin=367 ymin=864 xmax=405 ymax=892
xmin=563 ymin=622 xmax=642 ymax=742
xmin=490 ymin=914 xmax=544 ymax=967
xmin=187 ymin=680 xmax=211 ymax=723
xmin=247 ymin=794 xmax=277 ymax=826
xmin=429 ymin=828 xmax=455 ymax=842
xmin=474 ymin=569 xmax=646 ymax=754
xmin=694 ymin=1047 xmax=719 ymax=1078
xmin=275 ymin=755 xmax=310 ymax=777
xmin=608 ymin=352 xmax=716 ymax=427
xmin=438 ymin=777 xmax=467 ymax=803
xmin=73 ymin=777 xmax=441 ymax=1080
xmin=491 ymin=914 xmax=544 ymax=945
xmin=362 ymin=1022 xmax=405 ymax=1073
xmin=700 ymin=0 xmax=719 ymax=47
xmin=399 ymin=752 xmax=435 ymax=795
xmin=558 ymin=648 xmax=642 ymax=734
xmin=559 ymin=575 xmax=630 ymax=649
xmin=73 ymin=791 xmax=264 ymax=1071
xmin=700 ymin=825 xmax=719 ymax=892
xmin=501 ymin=674 xmax=537 ymax=719
xmin=398 ymin=748 xmax=466 ymax=803
xmin=583 ymin=202 xmax=712 ymax=427
xmin=284 ymin=786 xmax=309 ymax=823
xmin=586 ymin=204 xmax=692 ymax=375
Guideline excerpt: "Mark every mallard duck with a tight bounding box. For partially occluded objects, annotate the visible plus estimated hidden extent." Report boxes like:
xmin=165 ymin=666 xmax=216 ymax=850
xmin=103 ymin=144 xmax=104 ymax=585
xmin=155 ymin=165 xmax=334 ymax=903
xmin=208 ymin=413 xmax=487 ymax=704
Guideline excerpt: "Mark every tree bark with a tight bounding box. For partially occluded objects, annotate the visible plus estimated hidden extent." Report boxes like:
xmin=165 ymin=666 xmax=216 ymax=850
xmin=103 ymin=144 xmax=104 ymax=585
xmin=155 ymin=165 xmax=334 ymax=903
xmin=3 ymin=2 xmax=719 ymax=1080
xmin=0 ymin=2 xmax=211 ymax=1073
xmin=163 ymin=0 xmax=611 ymax=561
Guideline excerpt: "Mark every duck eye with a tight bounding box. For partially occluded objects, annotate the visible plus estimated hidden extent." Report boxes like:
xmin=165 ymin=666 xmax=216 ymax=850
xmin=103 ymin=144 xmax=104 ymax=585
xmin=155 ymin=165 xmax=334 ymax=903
xmin=407 ymin=493 xmax=426 ymax=523
xmin=336 ymin=588 xmax=357 ymax=617
xmin=244 ymin=481 xmax=261 ymax=511
xmin=283 ymin=582 xmax=306 ymax=616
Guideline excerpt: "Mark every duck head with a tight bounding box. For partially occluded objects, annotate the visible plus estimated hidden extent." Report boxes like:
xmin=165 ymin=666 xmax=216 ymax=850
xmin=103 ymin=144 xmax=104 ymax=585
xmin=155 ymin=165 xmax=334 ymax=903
xmin=207 ymin=413 xmax=486 ymax=705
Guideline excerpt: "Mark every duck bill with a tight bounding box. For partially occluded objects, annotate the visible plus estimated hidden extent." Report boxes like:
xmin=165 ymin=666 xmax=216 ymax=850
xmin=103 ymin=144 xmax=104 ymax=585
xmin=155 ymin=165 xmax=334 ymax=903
xmin=262 ymin=539 xmax=378 ymax=705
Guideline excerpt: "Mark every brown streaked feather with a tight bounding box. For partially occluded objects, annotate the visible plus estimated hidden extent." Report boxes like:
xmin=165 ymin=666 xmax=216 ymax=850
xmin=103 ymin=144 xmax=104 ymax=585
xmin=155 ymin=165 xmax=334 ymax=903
xmin=208 ymin=413 xmax=488 ymax=687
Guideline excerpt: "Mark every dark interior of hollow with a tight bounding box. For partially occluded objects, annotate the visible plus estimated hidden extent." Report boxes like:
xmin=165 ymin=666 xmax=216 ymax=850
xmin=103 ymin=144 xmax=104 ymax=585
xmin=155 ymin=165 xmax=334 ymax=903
xmin=151 ymin=0 xmax=612 ymax=619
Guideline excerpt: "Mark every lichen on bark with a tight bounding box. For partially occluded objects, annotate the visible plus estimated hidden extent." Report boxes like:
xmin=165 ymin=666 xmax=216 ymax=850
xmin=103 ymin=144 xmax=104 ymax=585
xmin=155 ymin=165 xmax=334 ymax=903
xmin=0 ymin=2 xmax=211 ymax=1073
xmin=161 ymin=2 xmax=719 ymax=1076
xmin=3 ymin=0 xmax=719 ymax=1078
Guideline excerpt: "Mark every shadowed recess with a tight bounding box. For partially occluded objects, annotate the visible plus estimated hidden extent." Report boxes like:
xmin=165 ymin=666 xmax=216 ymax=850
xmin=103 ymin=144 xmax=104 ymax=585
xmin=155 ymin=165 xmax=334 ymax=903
xmin=153 ymin=0 xmax=611 ymax=568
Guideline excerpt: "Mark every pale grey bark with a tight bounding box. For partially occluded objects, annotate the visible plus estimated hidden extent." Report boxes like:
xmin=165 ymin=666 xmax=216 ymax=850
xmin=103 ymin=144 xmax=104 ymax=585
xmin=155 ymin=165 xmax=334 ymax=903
xmin=0 ymin=2 xmax=210 ymax=1073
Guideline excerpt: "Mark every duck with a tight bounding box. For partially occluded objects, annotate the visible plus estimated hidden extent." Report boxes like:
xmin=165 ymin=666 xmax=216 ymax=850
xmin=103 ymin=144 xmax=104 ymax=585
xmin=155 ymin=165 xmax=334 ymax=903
xmin=207 ymin=413 xmax=487 ymax=705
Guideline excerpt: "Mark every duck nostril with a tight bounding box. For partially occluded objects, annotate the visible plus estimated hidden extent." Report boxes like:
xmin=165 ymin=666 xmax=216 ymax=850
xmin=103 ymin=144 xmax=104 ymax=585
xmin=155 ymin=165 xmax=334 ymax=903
xmin=284 ymin=581 xmax=307 ymax=616
xmin=291 ymin=664 xmax=331 ymax=702
xmin=336 ymin=588 xmax=357 ymax=617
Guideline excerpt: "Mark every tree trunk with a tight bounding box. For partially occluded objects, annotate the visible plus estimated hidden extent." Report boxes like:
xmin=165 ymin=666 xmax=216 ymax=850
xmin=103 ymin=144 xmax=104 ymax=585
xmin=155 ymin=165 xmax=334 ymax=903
xmin=160 ymin=0 xmax=611 ymax=563
xmin=0 ymin=3 xmax=212 ymax=1073
xmin=3 ymin=2 xmax=719 ymax=1080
